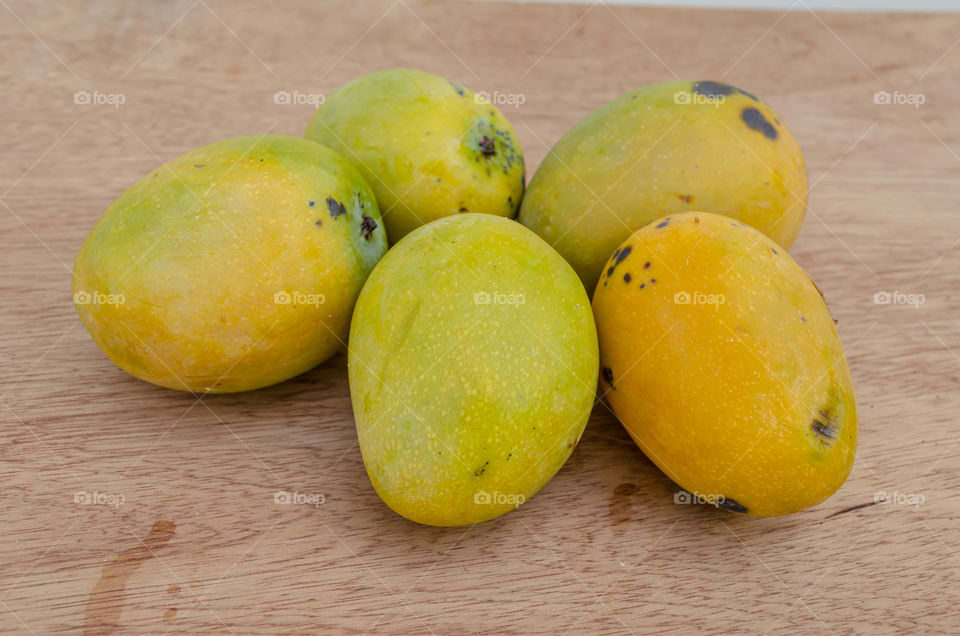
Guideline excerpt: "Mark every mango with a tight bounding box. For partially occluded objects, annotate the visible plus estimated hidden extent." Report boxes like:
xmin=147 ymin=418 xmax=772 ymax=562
xmin=305 ymin=68 xmax=525 ymax=242
xmin=592 ymin=212 xmax=855 ymax=517
xmin=519 ymin=79 xmax=807 ymax=292
xmin=73 ymin=135 xmax=387 ymax=393
xmin=348 ymin=214 xmax=598 ymax=526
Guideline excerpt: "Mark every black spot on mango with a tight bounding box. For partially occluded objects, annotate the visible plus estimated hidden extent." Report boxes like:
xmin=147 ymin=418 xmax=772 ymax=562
xmin=741 ymin=107 xmax=778 ymax=140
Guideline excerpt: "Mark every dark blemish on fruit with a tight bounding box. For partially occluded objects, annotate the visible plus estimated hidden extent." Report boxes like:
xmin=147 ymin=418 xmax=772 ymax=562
xmin=601 ymin=366 xmax=615 ymax=389
xmin=694 ymin=216 xmax=700 ymax=223
xmin=693 ymin=81 xmax=736 ymax=97
xmin=693 ymin=81 xmax=759 ymax=102
xmin=459 ymin=206 xmax=468 ymax=212
xmin=741 ymin=107 xmax=778 ymax=140
xmin=644 ymin=261 xmax=651 ymax=269
xmin=656 ymin=220 xmax=669 ymax=228
xmin=771 ymin=247 xmax=778 ymax=254
xmin=811 ymin=418 xmax=839 ymax=444
xmin=650 ymin=278 xmax=656 ymax=283
xmin=326 ymin=197 xmax=346 ymax=218
xmin=677 ymin=194 xmax=693 ymax=204
xmin=624 ymin=273 xmax=632 ymax=283
xmin=479 ymin=136 xmax=496 ymax=156
xmin=314 ymin=219 xmax=322 ymax=227
xmin=449 ymin=81 xmax=465 ymax=96
xmin=717 ymin=498 xmax=748 ymax=513
xmin=507 ymin=196 xmax=513 ymax=208
xmin=308 ymin=201 xmax=315 ymax=207
xmin=473 ymin=460 xmax=490 ymax=477
xmin=640 ymin=283 xmax=645 ymax=289
xmin=360 ymin=214 xmax=378 ymax=240
xmin=507 ymin=453 xmax=512 ymax=460
xmin=801 ymin=316 xmax=807 ymax=323
xmin=607 ymin=245 xmax=632 ymax=278
xmin=435 ymin=177 xmax=441 ymax=183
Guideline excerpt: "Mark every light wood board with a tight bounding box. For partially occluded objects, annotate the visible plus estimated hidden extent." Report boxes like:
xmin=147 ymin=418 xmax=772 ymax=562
xmin=1 ymin=0 xmax=959 ymax=632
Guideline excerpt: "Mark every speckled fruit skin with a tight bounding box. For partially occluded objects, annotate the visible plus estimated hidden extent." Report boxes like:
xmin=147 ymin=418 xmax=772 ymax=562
xmin=592 ymin=212 xmax=855 ymax=517
xmin=73 ymin=135 xmax=387 ymax=393
xmin=349 ymin=214 xmax=598 ymax=527
xmin=520 ymin=79 xmax=807 ymax=292
xmin=305 ymin=68 xmax=525 ymax=243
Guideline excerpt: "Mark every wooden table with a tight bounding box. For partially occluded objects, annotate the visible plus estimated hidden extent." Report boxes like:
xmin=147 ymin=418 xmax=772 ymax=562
xmin=2 ymin=0 xmax=958 ymax=632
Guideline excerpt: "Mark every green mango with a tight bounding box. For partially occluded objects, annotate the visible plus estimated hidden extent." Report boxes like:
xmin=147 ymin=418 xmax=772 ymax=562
xmin=73 ymin=135 xmax=387 ymax=393
xmin=519 ymin=79 xmax=807 ymax=292
xmin=349 ymin=214 xmax=598 ymax=526
xmin=305 ymin=68 xmax=525 ymax=243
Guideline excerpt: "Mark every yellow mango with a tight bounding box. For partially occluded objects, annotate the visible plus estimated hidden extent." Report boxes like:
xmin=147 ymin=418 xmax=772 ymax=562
xmin=520 ymin=80 xmax=807 ymax=292
xmin=305 ymin=68 xmax=525 ymax=242
xmin=592 ymin=212 xmax=855 ymax=516
xmin=72 ymin=135 xmax=387 ymax=393
xmin=349 ymin=214 xmax=598 ymax=526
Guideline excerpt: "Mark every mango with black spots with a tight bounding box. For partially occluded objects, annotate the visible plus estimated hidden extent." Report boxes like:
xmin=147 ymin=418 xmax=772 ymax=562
xmin=519 ymin=79 xmax=807 ymax=292
xmin=305 ymin=68 xmax=525 ymax=243
xmin=72 ymin=135 xmax=387 ymax=393
xmin=592 ymin=212 xmax=856 ymax=517
xmin=348 ymin=214 xmax=598 ymax=526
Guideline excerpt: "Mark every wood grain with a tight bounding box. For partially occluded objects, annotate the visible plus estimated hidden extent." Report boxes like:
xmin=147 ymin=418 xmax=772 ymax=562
xmin=1 ymin=0 xmax=959 ymax=633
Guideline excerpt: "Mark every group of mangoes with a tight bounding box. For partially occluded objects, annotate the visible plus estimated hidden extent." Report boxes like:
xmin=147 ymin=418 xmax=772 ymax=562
xmin=73 ymin=69 xmax=856 ymax=526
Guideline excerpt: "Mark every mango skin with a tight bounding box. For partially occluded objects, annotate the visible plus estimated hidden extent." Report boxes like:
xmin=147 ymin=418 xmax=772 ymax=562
xmin=592 ymin=212 xmax=855 ymax=517
xmin=305 ymin=68 xmax=525 ymax=243
xmin=519 ymin=79 xmax=807 ymax=292
xmin=73 ymin=135 xmax=387 ymax=393
xmin=349 ymin=214 xmax=598 ymax=526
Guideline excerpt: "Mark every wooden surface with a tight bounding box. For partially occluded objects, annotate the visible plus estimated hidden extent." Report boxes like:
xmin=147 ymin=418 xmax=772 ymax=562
xmin=2 ymin=0 xmax=959 ymax=633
